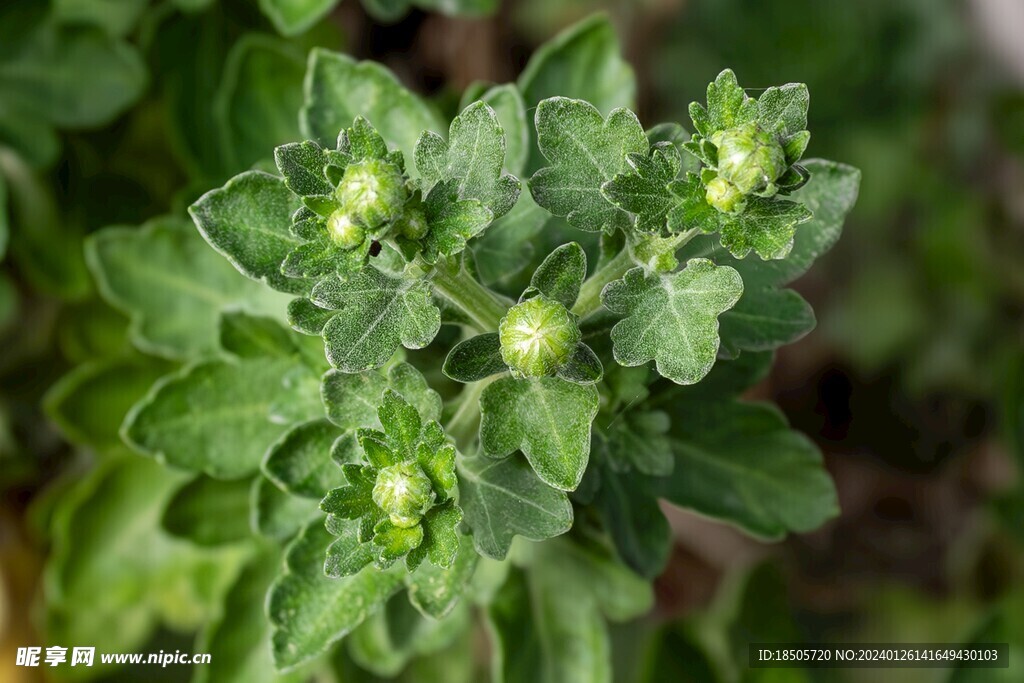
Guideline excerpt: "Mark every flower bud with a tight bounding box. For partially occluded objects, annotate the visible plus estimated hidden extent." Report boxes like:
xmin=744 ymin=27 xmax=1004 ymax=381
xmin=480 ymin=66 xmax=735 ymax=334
xmin=705 ymin=176 xmax=746 ymax=214
xmin=711 ymin=123 xmax=786 ymax=196
xmin=499 ymin=295 xmax=581 ymax=378
xmin=394 ymin=203 xmax=429 ymax=240
xmin=327 ymin=210 xmax=366 ymax=249
xmin=372 ymin=462 xmax=434 ymax=528
xmin=335 ymin=158 xmax=407 ymax=230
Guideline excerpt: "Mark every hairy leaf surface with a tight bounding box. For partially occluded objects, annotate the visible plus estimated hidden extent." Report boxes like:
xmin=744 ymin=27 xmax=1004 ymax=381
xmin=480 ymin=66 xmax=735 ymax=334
xmin=480 ymin=377 xmax=599 ymax=491
xmin=602 ymin=259 xmax=743 ymax=384
xmin=457 ymin=456 xmax=573 ymax=559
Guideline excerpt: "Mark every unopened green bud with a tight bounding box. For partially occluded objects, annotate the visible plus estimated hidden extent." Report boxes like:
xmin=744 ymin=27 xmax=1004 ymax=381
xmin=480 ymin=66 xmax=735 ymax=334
xmin=335 ymin=158 xmax=407 ymax=229
xmin=327 ymin=210 xmax=366 ymax=249
xmin=712 ymin=123 xmax=785 ymax=195
xmin=499 ymin=295 xmax=581 ymax=378
xmin=372 ymin=462 xmax=434 ymax=528
xmin=705 ymin=176 xmax=746 ymax=214
xmin=394 ymin=203 xmax=428 ymax=240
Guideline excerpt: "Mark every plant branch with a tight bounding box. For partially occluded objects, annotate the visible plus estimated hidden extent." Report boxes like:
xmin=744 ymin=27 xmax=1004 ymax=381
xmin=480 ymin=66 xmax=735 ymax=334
xmin=430 ymin=259 xmax=511 ymax=333
xmin=572 ymin=229 xmax=699 ymax=319
xmin=445 ymin=375 xmax=499 ymax=453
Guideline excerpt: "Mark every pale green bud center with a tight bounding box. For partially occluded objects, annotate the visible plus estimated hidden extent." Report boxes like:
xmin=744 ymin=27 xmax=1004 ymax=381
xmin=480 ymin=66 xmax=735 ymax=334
xmin=499 ymin=295 xmax=581 ymax=377
xmin=395 ymin=204 xmax=428 ymax=240
xmin=712 ymin=123 xmax=786 ymax=195
xmin=705 ymin=176 xmax=747 ymax=214
xmin=327 ymin=210 xmax=365 ymax=249
xmin=372 ymin=462 xmax=434 ymax=528
xmin=335 ymin=159 xmax=407 ymax=230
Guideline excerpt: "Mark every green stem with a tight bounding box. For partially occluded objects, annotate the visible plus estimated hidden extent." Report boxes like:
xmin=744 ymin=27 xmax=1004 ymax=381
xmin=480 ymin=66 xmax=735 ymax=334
xmin=445 ymin=375 xmax=498 ymax=453
xmin=572 ymin=247 xmax=634 ymax=319
xmin=571 ymin=229 xmax=699 ymax=319
xmin=431 ymin=261 xmax=510 ymax=333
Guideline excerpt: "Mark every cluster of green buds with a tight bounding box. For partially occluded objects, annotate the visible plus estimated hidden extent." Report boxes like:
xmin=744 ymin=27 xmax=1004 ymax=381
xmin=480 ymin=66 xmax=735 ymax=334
xmin=327 ymin=157 xmax=407 ymax=246
xmin=271 ymin=102 xmax=520 ymax=289
xmin=704 ymin=122 xmax=786 ymax=212
xmin=320 ymin=389 xmax=461 ymax=573
xmin=686 ymin=70 xmax=811 ymax=215
xmin=274 ymin=118 xmax=423 ymax=281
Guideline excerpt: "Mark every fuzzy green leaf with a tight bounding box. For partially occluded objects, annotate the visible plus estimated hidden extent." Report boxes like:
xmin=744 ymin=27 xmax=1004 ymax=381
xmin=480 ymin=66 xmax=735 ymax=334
xmin=556 ymin=343 xmax=604 ymax=385
xmin=378 ymin=389 xmax=422 ymax=459
xmin=480 ymin=377 xmax=599 ymax=491
xmin=321 ymin=362 xmax=441 ymax=430
xmin=357 ymin=428 xmax=396 ymax=469
xmin=320 ymin=465 xmax=378 ymax=520
xmin=405 ymin=533 xmax=478 ymax=619
xmin=680 ymin=160 xmax=861 ymax=354
xmin=735 ymin=159 xmax=862 ymax=285
xmin=123 ymin=357 xmax=310 ymax=479
xmin=718 ymin=287 xmax=815 ymax=357
xmin=593 ymin=464 xmax=670 ymax=579
xmin=264 ymin=419 xmax=348 ymax=498
xmin=518 ymin=14 xmax=635 ymax=118
xmin=716 ymin=196 xmax=813 ymax=261
xmin=442 ymin=332 xmax=506 ymax=382
xmin=219 ymin=310 xmax=305 ymax=360
xmin=757 ymin=82 xmax=810 ymax=137
xmin=602 ymin=259 xmax=743 ymax=385
xmin=688 ymin=69 xmax=757 ymax=139
xmin=268 ymin=522 xmax=404 ymax=671
xmin=44 ymin=357 xmax=172 ymax=451
xmin=214 ymin=35 xmax=305 ymax=172
xmin=251 ymin=476 xmax=320 ymax=541
xmin=162 ymin=476 xmax=253 ymax=546
xmin=653 ymin=400 xmax=839 ymax=539
xmin=385 ymin=362 xmax=444 ymax=422
xmin=274 ymin=140 xmax=333 ymax=197
xmin=531 ymin=242 xmax=587 ymax=309
xmin=601 ymin=146 xmax=678 ymax=234
xmin=598 ymin=410 xmax=673 ymax=476
xmin=324 ymin=515 xmax=375 ymax=578
xmin=417 ymin=443 xmax=457 ymax=498
xmin=473 ymin=83 xmax=529 ymax=175
xmin=190 ymin=171 xmax=311 ymax=294
xmin=87 ymin=218 xmax=290 ymax=359
xmin=288 ymin=297 xmax=336 ymax=335
xmin=194 ymin=549 xmax=307 ymax=683
xmin=458 ymin=455 xmax=573 ymax=559
xmin=530 ymin=98 xmax=648 ymax=234
xmin=301 ymin=49 xmax=444 ymax=165
xmin=257 ymin=0 xmax=335 ymax=37
xmin=311 ymin=267 xmax=441 ymax=372
xmin=404 ymin=501 xmax=463 ymax=572
xmin=488 ymin=541 xmax=652 ymax=683
xmin=416 ymin=101 xmax=521 ymax=218
xmin=422 ymin=180 xmax=494 ymax=257
xmin=372 ymin=520 xmax=424 ymax=567
xmin=321 ymin=370 xmax=390 ymax=430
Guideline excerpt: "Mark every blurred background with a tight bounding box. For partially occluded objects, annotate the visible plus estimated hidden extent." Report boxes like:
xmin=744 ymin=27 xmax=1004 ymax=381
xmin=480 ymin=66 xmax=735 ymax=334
xmin=1 ymin=0 xmax=1022 ymax=681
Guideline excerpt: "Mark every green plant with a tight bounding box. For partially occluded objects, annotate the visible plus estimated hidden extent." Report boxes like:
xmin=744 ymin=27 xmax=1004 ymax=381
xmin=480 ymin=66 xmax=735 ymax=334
xmin=42 ymin=14 xmax=860 ymax=681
